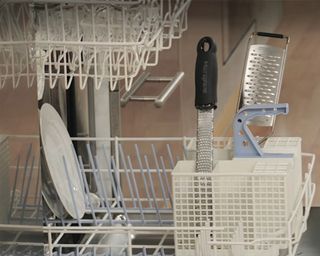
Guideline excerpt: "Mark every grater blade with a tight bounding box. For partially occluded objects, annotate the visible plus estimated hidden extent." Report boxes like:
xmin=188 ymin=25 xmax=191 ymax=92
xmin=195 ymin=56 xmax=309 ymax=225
xmin=242 ymin=44 xmax=285 ymax=127
xmin=196 ymin=109 xmax=213 ymax=172
xmin=238 ymin=32 xmax=289 ymax=129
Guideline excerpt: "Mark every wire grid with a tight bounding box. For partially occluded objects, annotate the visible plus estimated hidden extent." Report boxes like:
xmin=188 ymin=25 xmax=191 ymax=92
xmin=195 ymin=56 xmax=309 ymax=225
xmin=44 ymin=227 xmax=175 ymax=256
xmin=195 ymin=153 xmax=316 ymax=256
xmin=0 ymin=3 xmax=35 ymax=89
xmin=172 ymin=156 xmax=309 ymax=256
xmin=44 ymin=140 xmax=179 ymax=226
xmin=0 ymin=134 xmax=13 ymax=256
xmin=7 ymin=136 xmax=232 ymax=228
xmin=0 ymin=0 xmax=191 ymax=93
xmin=2 ymin=136 xmax=188 ymax=255
xmin=41 ymin=137 xmax=189 ymax=256
xmin=0 ymin=240 xmax=44 ymax=256
xmin=0 ymin=220 xmax=43 ymax=256
xmin=0 ymin=136 xmax=43 ymax=256
xmin=6 ymin=137 xmax=42 ymax=226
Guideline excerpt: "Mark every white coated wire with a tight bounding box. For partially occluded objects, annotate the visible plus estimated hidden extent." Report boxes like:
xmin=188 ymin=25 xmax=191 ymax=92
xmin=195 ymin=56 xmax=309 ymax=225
xmin=0 ymin=0 xmax=191 ymax=94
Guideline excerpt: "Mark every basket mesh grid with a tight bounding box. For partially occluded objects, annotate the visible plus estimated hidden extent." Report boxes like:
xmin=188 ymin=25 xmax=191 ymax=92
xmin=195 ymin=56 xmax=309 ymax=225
xmin=173 ymin=162 xmax=291 ymax=254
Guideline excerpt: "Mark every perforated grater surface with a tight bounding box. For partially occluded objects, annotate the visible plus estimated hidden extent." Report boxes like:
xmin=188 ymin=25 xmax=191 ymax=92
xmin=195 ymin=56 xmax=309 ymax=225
xmin=238 ymin=32 xmax=289 ymax=127
xmin=196 ymin=109 xmax=214 ymax=172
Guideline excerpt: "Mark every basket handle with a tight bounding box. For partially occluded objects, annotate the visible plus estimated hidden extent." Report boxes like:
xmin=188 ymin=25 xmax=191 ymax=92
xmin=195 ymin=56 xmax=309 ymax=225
xmin=195 ymin=36 xmax=218 ymax=110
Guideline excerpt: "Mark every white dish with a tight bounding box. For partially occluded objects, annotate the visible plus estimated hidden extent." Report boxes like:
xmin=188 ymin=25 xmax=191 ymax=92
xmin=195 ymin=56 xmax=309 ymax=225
xmin=40 ymin=103 xmax=86 ymax=219
xmin=82 ymin=215 xmax=131 ymax=255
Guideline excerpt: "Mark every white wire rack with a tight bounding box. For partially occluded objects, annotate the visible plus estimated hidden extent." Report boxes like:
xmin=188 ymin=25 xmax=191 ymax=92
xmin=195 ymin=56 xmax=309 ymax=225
xmin=1 ymin=136 xmax=228 ymax=256
xmin=6 ymin=136 xmax=195 ymax=227
xmin=4 ymin=136 xmax=42 ymax=226
xmin=6 ymin=136 xmax=233 ymax=227
xmin=0 ymin=0 xmax=191 ymax=94
xmin=173 ymin=138 xmax=316 ymax=256
xmin=0 ymin=136 xmax=317 ymax=256
xmin=45 ymin=226 xmax=177 ymax=256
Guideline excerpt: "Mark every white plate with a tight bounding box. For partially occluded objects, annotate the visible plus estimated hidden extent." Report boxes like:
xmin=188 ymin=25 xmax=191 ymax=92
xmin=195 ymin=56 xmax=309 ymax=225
xmin=40 ymin=103 xmax=86 ymax=219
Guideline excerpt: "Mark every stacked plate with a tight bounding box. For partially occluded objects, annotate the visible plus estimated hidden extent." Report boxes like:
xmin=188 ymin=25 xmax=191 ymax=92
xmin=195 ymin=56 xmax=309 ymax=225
xmin=40 ymin=103 xmax=86 ymax=219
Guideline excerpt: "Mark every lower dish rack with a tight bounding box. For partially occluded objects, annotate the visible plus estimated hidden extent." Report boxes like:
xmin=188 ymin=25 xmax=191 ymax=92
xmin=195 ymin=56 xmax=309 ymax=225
xmin=0 ymin=136 xmax=316 ymax=256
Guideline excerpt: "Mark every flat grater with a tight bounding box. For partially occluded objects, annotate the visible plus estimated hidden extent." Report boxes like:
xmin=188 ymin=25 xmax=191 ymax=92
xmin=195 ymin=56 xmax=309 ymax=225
xmin=195 ymin=37 xmax=218 ymax=173
xmin=237 ymin=32 xmax=289 ymax=129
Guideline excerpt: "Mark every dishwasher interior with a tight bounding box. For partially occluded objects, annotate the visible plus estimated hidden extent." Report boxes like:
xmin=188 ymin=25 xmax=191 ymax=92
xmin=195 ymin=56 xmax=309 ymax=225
xmin=0 ymin=1 xmax=317 ymax=256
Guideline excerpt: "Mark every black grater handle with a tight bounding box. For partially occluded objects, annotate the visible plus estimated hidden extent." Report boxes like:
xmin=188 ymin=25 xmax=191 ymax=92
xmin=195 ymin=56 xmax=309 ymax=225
xmin=256 ymin=32 xmax=285 ymax=39
xmin=195 ymin=36 xmax=218 ymax=110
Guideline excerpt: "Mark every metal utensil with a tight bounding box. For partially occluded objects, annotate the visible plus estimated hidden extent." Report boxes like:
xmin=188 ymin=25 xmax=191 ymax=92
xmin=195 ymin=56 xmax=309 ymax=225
xmin=195 ymin=37 xmax=218 ymax=172
xmin=237 ymin=32 xmax=289 ymax=129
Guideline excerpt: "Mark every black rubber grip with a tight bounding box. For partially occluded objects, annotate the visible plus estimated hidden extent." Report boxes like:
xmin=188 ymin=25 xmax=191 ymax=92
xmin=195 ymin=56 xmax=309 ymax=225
xmin=195 ymin=37 xmax=218 ymax=110
xmin=256 ymin=31 xmax=285 ymax=39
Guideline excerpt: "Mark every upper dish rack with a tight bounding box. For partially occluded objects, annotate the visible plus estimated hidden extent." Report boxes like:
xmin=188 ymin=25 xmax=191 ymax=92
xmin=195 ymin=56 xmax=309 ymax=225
xmin=0 ymin=0 xmax=191 ymax=95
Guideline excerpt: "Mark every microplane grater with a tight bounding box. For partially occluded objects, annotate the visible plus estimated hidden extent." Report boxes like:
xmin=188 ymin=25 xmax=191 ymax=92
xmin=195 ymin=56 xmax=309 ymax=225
xmin=194 ymin=37 xmax=218 ymax=173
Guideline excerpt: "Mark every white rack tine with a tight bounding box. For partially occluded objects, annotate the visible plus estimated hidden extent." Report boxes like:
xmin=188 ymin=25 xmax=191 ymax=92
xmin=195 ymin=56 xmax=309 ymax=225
xmin=25 ymin=45 xmax=30 ymax=88
xmin=144 ymin=155 xmax=161 ymax=223
xmin=85 ymin=143 xmax=104 ymax=205
xmin=151 ymin=232 xmax=169 ymax=256
xmin=19 ymin=143 xmax=32 ymax=205
xmin=159 ymin=156 xmax=172 ymax=207
xmin=20 ymin=155 xmax=35 ymax=224
xmin=81 ymin=74 xmax=89 ymax=90
xmin=56 ymin=191 xmax=67 ymax=226
xmin=134 ymin=144 xmax=152 ymax=208
xmin=166 ymin=144 xmax=175 ymax=169
xmin=14 ymin=73 xmax=20 ymax=89
xmin=62 ymin=156 xmax=81 ymax=226
xmin=102 ymin=145 xmax=122 ymax=207
xmin=96 ymin=77 xmax=103 ymax=90
xmin=94 ymin=155 xmax=113 ymax=221
xmin=111 ymin=156 xmax=130 ymax=224
xmin=0 ymin=77 xmax=5 ymax=89
xmin=51 ymin=73 xmax=59 ymax=89
xmin=78 ymin=155 xmax=98 ymax=225
xmin=8 ymin=155 xmax=20 ymax=223
xmin=35 ymin=194 xmax=42 ymax=224
xmin=2 ymin=232 xmax=22 ymax=256
xmin=66 ymin=75 xmax=73 ymax=90
xmin=72 ymin=146 xmax=87 ymax=203
xmin=142 ymin=247 xmax=147 ymax=256
xmin=34 ymin=158 xmax=41 ymax=219
xmin=119 ymin=143 xmax=137 ymax=208
xmin=127 ymin=155 xmax=145 ymax=223
xmin=151 ymin=144 xmax=169 ymax=208
xmin=160 ymin=247 xmax=167 ymax=256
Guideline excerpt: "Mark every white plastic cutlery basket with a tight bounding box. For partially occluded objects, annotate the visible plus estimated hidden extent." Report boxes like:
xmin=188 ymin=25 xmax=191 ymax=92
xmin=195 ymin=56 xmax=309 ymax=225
xmin=173 ymin=137 xmax=316 ymax=256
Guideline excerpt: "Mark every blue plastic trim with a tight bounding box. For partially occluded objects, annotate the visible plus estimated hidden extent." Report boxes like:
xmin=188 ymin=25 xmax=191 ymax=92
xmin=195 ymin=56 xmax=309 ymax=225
xmin=233 ymin=103 xmax=293 ymax=158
